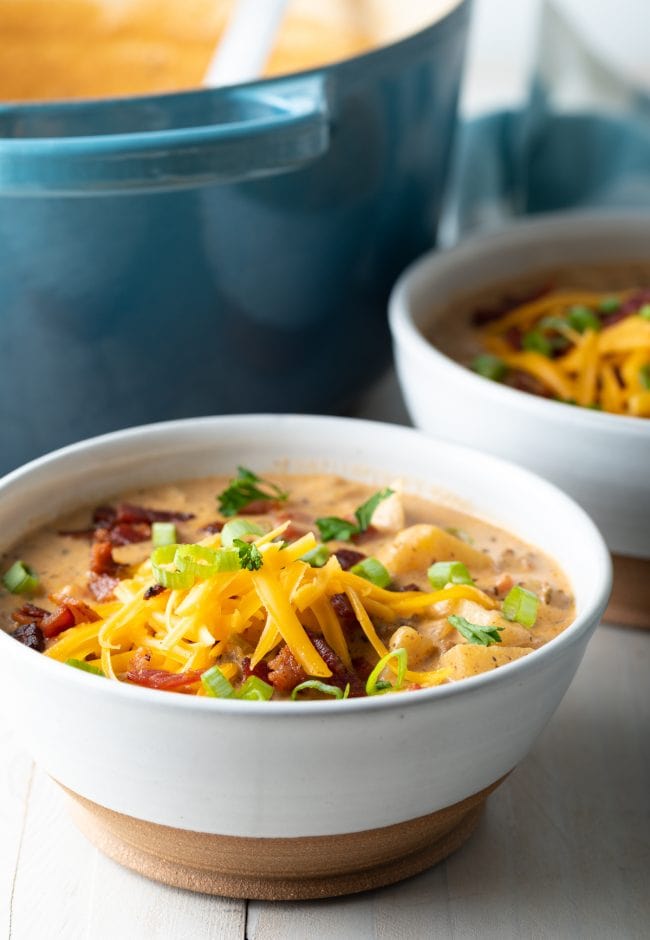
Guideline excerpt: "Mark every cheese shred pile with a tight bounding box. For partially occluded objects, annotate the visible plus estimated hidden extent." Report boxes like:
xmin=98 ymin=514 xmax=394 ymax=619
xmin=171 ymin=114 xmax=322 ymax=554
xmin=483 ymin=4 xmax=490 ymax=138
xmin=44 ymin=522 xmax=497 ymax=693
xmin=478 ymin=289 xmax=650 ymax=416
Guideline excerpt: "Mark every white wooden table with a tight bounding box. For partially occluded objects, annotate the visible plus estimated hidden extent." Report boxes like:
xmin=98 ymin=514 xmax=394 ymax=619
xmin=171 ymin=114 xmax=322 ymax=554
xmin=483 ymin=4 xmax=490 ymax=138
xmin=2 ymin=619 xmax=648 ymax=940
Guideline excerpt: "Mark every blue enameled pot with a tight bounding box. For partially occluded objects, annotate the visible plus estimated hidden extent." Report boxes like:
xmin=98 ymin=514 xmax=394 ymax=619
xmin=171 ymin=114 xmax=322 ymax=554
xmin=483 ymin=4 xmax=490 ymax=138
xmin=0 ymin=2 xmax=469 ymax=473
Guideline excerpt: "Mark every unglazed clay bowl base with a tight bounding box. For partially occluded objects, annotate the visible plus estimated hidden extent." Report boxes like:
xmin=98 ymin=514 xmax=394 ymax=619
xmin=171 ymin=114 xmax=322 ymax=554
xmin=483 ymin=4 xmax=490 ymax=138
xmin=63 ymin=778 xmax=503 ymax=900
xmin=605 ymin=555 xmax=650 ymax=629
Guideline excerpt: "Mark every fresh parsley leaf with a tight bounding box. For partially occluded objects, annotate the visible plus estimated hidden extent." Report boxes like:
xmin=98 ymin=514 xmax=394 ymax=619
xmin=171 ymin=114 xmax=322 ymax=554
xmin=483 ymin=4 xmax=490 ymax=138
xmin=354 ymin=488 xmax=394 ymax=532
xmin=217 ymin=467 xmax=288 ymax=517
xmin=315 ymin=516 xmax=359 ymax=542
xmin=234 ymin=538 xmax=263 ymax=571
xmin=448 ymin=614 xmax=503 ymax=647
xmin=315 ymin=488 xmax=394 ymax=543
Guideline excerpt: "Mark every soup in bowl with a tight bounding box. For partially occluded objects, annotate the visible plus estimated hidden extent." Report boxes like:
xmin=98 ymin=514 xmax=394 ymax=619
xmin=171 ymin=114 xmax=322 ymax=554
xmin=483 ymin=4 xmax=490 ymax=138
xmin=0 ymin=415 xmax=610 ymax=898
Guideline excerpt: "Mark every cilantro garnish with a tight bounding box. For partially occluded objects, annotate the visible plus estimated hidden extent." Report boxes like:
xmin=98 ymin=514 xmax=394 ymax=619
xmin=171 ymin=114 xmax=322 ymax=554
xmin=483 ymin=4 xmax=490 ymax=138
xmin=448 ymin=614 xmax=503 ymax=647
xmin=217 ymin=467 xmax=289 ymax=518
xmin=233 ymin=538 xmax=263 ymax=571
xmin=315 ymin=488 xmax=394 ymax=543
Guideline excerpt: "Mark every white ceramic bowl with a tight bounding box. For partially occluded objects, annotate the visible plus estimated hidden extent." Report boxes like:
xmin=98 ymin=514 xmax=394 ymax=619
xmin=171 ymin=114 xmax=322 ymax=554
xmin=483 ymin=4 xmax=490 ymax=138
xmin=389 ymin=212 xmax=650 ymax=561
xmin=0 ymin=415 xmax=610 ymax=899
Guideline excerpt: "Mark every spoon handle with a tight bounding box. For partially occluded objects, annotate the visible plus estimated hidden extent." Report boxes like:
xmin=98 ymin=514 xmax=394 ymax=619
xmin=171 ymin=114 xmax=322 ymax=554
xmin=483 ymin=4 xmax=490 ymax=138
xmin=204 ymin=0 xmax=290 ymax=87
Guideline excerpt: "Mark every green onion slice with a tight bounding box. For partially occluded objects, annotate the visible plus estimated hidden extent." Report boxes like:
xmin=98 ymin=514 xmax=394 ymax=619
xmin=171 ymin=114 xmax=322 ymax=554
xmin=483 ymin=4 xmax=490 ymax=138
xmin=221 ymin=519 xmax=264 ymax=547
xmin=427 ymin=560 xmax=473 ymax=590
xmin=175 ymin=544 xmax=240 ymax=576
xmin=151 ymin=522 xmax=177 ymax=547
xmin=201 ymin=665 xmax=236 ymax=698
xmin=237 ymin=676 xmax=274 ymax=701
xmin=522 ymin=330 xmax=553 ymax=356
xmin=567 ymin=305 xmax=601 ymax=333
xmin=471 ymin=353 xmax=507 ymax=381
xmin=502 ymin=585 xmax=539 ymax=628
xmin=639 ymin=304 xmax=650 ymax=321
xmin=65 ymin=658 xmax=104 ymax=677
xmin=598 ymin=296 xmax=620 ymax=314
xmin=639 ymin=363 xmax=650 ymax=391
xmin=301 ymin=545 xmax=330 ymax=568
xmin=350 ymin=557 xmax=391 ymax=588
xmin=150 ymin=544 xmax=195 ymax=589
xmin=2 ymin=560 xmax=39 ymax=595
xmin=448 ymin=614 xmax=503 ymax=646
xmin=365 ymin=648 xmax=408 ymax=696
xmin=291 ymin=680 xmax=349 ymax=700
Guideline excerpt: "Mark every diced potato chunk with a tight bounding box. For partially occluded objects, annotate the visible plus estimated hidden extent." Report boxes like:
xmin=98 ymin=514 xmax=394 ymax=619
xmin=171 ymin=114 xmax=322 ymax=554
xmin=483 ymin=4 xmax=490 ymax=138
xmin=377 ymin=524 xmax=493 ymax=578
xmin=389 ymin=625 xmax=435 ymax=667
xmin=440 ymin=644 xmax=531 ymax=679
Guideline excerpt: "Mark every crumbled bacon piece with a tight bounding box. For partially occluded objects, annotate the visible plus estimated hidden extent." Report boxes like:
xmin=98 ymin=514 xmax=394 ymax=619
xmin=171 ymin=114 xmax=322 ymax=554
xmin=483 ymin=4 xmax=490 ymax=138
xmin=601 ymin=289 xmax=650 ymax=327
xmin=12 ymin=622 xmax=45 ymax=652
xmin=267 ymin=645 xmax=307 ymax=693
xmin=11 ymin=603 xmax=49 ymax=625
xmin=398 ymin=582 xmax=423 ymax=593
xmin=330 ymin=593 xmax=362 ymax=635
xmin=88 ymin=574 xmax=120 ymax=602
xmin=201 ymin=521 xmax=224 ymax=535
xmin=90 ymin=540 xmax=123 ymax=577
xmin=40 ymin=606 xmax=74 ymax=639
xmin=351 ymin=525 xmax=379 ymax=546
xmin=495 ymin=573 xmax=514 ymax=597
xmin=41 ymin=593 xmax=100 ymax=638
xmin=106 ymin=522 xmax=150 ymax=546
xmin=238 ymin=499 xmax=278 ymax=516
xmin=116 ymin=503 xmax=195 ymax=525
xmin=143 ymin=583 xmax=166 ymax=600
xmin=352 ymin=657 xmax=373 ymax=681
xmin=241 ymin=657 xmax=270 ymax=684
xmin=61 ymin=502 xmax=194 ymax=542
xmin=334 ymin=548 xmax=366 ymax=571
xmin=126 ymin=666 xmax=203 ymax=691
xmin=308 ymin=634 xmax=365 ymax=697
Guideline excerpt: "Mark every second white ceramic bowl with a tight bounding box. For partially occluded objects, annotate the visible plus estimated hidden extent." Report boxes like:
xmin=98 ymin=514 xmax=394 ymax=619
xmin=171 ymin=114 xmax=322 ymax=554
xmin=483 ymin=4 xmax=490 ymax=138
xmin=389 ymin=212 xmax=650 ymax=559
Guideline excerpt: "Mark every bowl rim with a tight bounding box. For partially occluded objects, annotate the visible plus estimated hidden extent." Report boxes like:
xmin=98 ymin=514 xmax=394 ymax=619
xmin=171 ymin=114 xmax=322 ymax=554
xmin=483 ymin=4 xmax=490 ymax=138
xmin=0 ymin=413 xmax=612 ymax=717
xmin=389 ymin=209 xmax=650 ymax=438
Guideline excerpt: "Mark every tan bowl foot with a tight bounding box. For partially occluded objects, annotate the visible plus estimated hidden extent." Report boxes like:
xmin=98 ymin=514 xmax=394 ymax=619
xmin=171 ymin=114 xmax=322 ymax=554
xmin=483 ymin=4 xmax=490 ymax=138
xmin=62 ymin=777 xmax=504 ymax=900
xmin=605 ymin=554 xmax=650 ymax=629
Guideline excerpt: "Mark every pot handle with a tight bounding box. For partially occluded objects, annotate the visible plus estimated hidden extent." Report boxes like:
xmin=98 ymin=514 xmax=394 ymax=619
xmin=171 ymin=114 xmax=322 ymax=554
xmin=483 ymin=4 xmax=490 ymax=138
xmin=0 ymin=75 xmax=331 ymax=195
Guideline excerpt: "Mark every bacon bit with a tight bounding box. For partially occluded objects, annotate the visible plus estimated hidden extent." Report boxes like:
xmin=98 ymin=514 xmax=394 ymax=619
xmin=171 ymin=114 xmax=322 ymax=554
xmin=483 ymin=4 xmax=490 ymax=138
xmin=398 ymin=582 xmax=423 ymax=593
xmin=40 ymin=606 xmax=74 ymax=639
xmin=352 ymin=657 xmax=374 ymax=681
xmin=351 ymin=525 xmax=379 ymax=546
xmin=241 ymin=657 xmax=270 ymax=684
xmin=88 ymin=574 xmax=120 ymax=602
xmin=201 ymin=521 xmax=224 ymax=535
xmin=106 ymin=522 xmax=150 ymax=546
xmin=308 ymin=634 xmax=365 ymax=697
xmin=90 ymin=540 xmax=124 ymax=577
xmin=495 ymin=573 xmax=514 ymax=597
xmin=116 ymin=503 xmax=195 ymax=525
xmin=11 ymin=603 xmax=49 ymax=625
xmin=601 ymin=289 xmax=650 ymax=327
xmin=143 ymin=583 xmax=166 ymax=600
xmin=504 ymin=369 xmax=553 ymax=398
xmin=330 ymin=593 xmax=362 ymax=636
xmin=237 ymin=499 xmax=278 ymax=516
xmin=505 ymin=326 xmax=523 ymax=350
xmin=267 ymin=645 xmax=307 ymax=693
xmin=45 ymin=593 xmax=100 ymax=636
xmin=334 ymin=548 xmax=366 ymax=571
xmin=12 ymin=622 xmax=45 ymax=652
xmin=126 ymin=666 xmax=203 ymax=691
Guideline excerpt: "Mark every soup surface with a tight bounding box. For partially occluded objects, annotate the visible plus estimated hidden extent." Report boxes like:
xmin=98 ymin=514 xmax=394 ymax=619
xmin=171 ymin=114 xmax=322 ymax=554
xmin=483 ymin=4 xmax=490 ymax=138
xmin=0 ymin=0 xmax=458 ymax=102
xmin=434 ymin=262 xmax=650 ymax=418
xmin=1 ymin=470 xmax=574 ymax=700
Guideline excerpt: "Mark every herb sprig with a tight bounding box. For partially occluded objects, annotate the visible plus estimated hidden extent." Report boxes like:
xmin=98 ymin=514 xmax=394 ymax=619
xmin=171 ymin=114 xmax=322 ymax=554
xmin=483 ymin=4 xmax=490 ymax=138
xmin=234 ymin=539 xmax=263 ymax=571
xmin=448 ymin=614 xmax=503 ymax=647
xmin=217 ymin=467 xmax=289 ymax=517
xmin=316 ymin=488 xmax=394 ymax=543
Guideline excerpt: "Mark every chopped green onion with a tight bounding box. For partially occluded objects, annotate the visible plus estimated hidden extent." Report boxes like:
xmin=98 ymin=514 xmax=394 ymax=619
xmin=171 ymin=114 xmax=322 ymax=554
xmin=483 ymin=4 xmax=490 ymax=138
xmin=445 ymin=526 xmax=474 ymax=544
xmin=639 ymin=304 xmax=650 ymax=321
xmin=315 ymin=516 xmax=359 ymax=542
xmin=471 ymin=353 xmax=507 ymax=381
xmin=217 ymin=467 xmax=288 ymax=517
xmin=237 ymin=676 xmax=274 ymax=701
xmin=291 ymin=680 xmax=348 ymax=700
xmin=2 ymin=560 xmax=39 ymax=595
xmin=567 ymin=305 xmax=601 ymax=333
xmin=365 ymin=648 xmax=408 ymax=696
xmin=201 ymin=665 xmax=235 ymax=698
xmin=598 ymin=295 xmax=620 ymax=314
xmin=427 ymin=560 xmax=473 ymax=590
xmin=448 ymin=614 xmax=503 ymax=646
xmin=502 ymin=585 xmax=539 ymax=628
xmin=221 ymin=518 xmax=264 ymax=547
xmin=65 ymin=658 xmax=104 ymax=677
xmin=639 ymin=363 xmax=650 ymax=391
xmin=175 ymin=544 xmax=240 ymax=577
xmin=233 ymin=539 xmax=263 ymax=571
xmin=522 ymin=330 xmax=553 ymax=356
xmin=354 ymin=488 xmax=394 ymax=532
xmin=151 ymin=522 xmax=177 ymax=547
xmin=151 ymin=544 xmax=195 ymax=589
xmin=301 ymin=545 xmax=330 ymax=568
xmin=538 ymin=315 xmax=570 ymax=333
xmin=350 ymin=557 xmax=391 ymax=588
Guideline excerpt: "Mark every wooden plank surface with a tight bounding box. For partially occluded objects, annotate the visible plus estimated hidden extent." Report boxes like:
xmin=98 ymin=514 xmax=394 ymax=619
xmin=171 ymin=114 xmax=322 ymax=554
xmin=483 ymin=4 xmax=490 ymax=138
xmin=1 ymin=624 xmax=649 ymax=940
